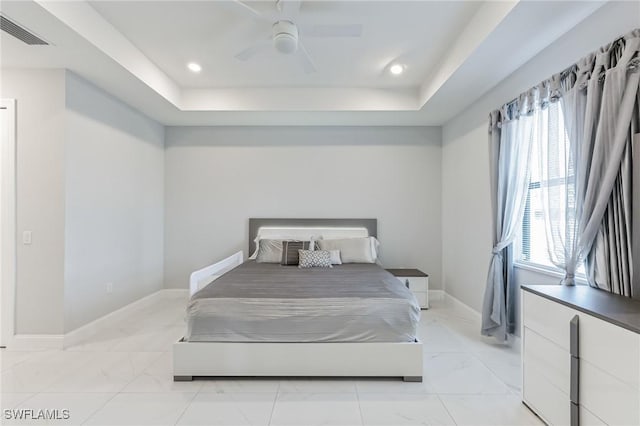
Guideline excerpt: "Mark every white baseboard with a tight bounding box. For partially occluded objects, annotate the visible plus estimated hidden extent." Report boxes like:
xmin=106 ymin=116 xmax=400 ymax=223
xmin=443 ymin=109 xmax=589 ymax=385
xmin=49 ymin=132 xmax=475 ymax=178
xmin=6 ymin=289 xmax=189 ymax=351
xmin=161 ymin=289 xmax=190 ymax=297
xmin=428 ymin=289 xmax=445 ymax=302
xmin=443 ymin=292 xmax=482 ymax=321
xmin=9 ymin=334 xmax=65 ymax=351
xmin=442 ymin=292 xmax=522 ymax=345
xmin=64 ymin=289 xmax=188 ymax=348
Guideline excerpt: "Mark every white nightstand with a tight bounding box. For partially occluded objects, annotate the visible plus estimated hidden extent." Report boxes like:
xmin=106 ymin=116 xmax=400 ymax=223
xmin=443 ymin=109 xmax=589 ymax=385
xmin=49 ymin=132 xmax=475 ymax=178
xmin=386 ymin=268 xmax=429 ymax=309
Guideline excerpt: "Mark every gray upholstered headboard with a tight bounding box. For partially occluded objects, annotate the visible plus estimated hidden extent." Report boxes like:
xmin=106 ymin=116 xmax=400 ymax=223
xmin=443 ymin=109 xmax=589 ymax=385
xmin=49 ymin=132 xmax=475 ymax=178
xmin=248 ymin=218 xmax=377 ymax=254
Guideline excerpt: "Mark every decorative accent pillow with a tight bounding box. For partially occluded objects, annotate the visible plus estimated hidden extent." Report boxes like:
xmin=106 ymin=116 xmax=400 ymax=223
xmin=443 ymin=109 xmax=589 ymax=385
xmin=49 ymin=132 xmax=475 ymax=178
xmin=298 ymin=249 xmax=332 ymax=268
xmin=255 ymin=239 xmax=283 ymax=263
xmin=329 ymin=249 xmax=342 ymax=265
xmin=317 ymin=237 xmax=379 ymax=263
xmin=281 ymin=240 xmax=313 ymax=265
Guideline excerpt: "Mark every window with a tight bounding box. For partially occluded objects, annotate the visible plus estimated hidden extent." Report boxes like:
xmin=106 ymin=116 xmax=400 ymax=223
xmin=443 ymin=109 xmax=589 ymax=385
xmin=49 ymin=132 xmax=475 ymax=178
xmin=515 ymin=102 xmax=585 ymax=276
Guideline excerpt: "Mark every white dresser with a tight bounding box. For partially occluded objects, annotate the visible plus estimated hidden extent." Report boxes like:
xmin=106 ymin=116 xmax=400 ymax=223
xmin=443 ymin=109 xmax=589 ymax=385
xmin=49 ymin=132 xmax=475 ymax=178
xmin=386 ymin=269 xmax=429 ymax=309
xmin=521 ymin=285 xmax=640 ymax=426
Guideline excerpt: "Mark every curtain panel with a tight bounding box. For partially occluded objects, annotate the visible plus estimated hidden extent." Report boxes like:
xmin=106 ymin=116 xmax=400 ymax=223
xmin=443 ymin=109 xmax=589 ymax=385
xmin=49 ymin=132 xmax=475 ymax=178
xmin=577 ymin=32 xmax=640 ymax=296
xmin=481 ymin=105 xmax=534 ymax=340
xmin=482 ymin=29 xmax=640 ymax=339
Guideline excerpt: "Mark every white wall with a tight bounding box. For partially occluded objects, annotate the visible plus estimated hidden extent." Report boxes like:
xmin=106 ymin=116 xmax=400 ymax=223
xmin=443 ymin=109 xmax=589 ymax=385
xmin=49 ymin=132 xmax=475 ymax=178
xmin=164 ymin=126 xmax=442 ymax=290
xmin=64 ymin=72 xmax=165 ymax=332
xmin=441 ymin=1 xmax=640 ymax=316
xmin=0 ymin=69 xmax=66 ymax=335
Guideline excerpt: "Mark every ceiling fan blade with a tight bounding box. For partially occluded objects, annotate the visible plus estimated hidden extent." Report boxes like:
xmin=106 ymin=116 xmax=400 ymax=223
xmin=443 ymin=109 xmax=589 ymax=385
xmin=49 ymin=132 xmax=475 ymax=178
xmin=303 ymin=24 xmax=363 ymax=38
xmin=232 ymin=0 xmax=264 ymax=18
xmin=235 ymin=41 xmax=270 ymax=61
xmin=296 ymin=41 xmax=316 ymax=74
xmin=278 ymin=0 xmax=301 ymax=18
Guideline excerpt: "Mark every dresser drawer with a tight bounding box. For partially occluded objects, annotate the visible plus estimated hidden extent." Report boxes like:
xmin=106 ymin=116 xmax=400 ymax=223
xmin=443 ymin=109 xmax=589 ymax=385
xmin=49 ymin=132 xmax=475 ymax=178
xmin=523 ymin=327 xmax=570 ymax=395
xmin=396 ymin=277 xmax=428 ymax=292
xmin=523 ymin=358 xmax=570 ymax=426
xmin=579 ymin=313 xmax=640 ymax=389
xmin=580 ymin=406 xmax=607 ymax=426
xmin=581 ymin=359 xmax=640 ymax=426
xmin=523 ymin=291 xmax=575 ymax=350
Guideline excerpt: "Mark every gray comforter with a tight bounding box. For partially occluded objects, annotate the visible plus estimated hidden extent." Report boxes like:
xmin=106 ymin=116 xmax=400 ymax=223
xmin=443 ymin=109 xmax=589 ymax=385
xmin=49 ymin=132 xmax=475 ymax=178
xmin=186 ymin=261 xmax=420 ymax=342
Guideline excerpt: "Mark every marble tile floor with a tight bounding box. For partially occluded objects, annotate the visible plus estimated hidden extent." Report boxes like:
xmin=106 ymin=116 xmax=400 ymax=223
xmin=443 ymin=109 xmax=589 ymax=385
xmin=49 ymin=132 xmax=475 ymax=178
xmin=0 ymin=293 xmax=542 ymax=425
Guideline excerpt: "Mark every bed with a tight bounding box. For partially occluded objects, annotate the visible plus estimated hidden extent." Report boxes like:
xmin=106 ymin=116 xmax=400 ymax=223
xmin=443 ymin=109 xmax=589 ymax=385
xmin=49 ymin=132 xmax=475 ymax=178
xmin=173 ymin=218 xmax=423 ymax=381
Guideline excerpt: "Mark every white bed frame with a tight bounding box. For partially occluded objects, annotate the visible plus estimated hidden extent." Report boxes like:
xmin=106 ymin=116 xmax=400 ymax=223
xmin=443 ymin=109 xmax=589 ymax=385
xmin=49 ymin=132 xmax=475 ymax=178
xmin=173 ymin=219 xmax=423 ymax=382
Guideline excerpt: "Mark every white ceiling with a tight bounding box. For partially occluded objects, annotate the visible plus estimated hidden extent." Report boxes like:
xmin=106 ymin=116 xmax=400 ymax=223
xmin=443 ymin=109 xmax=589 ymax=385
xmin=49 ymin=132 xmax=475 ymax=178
xmin=0 ymin=0 xmax=608 ymax=125
xmin=89 ymin=1 xmax=481 ymax=89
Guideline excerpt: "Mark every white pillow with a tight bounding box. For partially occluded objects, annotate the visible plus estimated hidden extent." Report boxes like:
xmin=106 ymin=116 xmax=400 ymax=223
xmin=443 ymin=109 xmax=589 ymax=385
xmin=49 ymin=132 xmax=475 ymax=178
xmin=317 ymin=237 xmax=379 ymax=263
xmin=329 ymin=249 xmax=342 ymax=265
xmin=255 ymin=239 xmax=283 ymax=263
xmin=370 ymin=237 xmax=380 ymax=259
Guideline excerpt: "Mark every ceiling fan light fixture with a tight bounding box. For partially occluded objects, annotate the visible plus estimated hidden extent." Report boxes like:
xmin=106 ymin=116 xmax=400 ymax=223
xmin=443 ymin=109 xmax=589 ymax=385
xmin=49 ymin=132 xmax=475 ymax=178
xmin=273 ymin=20 xmax=298 ymax=54
xmin=274 ymin=33 xmax=297 ymax=54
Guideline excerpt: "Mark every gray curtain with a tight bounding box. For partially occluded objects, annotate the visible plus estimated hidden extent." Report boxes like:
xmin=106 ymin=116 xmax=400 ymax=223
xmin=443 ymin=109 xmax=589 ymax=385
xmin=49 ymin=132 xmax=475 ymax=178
xmin=482 ymin=29 xmax=640 ymax=340
xmin=563 ymin=30 xmax=640 ymax=294
xmin=586 ymin=125 xmax=635 ymax=296
xmin=481 ymin=106 xmax=534 ymax=340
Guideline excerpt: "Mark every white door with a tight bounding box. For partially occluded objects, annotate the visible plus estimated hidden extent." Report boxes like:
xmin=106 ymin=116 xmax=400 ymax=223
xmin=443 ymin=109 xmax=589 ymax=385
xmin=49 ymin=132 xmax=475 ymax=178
xmin=0 ymin=99 xmax=16 ymax=348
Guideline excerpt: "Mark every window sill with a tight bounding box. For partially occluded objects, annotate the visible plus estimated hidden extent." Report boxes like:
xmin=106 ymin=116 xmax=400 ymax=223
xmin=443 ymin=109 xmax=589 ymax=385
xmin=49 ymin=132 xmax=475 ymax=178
xmin=513 ymin=261 xmax=588 ymax=285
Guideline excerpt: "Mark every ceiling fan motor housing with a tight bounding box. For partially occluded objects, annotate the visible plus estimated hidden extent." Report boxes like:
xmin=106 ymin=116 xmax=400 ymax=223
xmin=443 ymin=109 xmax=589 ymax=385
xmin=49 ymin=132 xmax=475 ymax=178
xmin=272 ymin=20 xmax=298 ymax=54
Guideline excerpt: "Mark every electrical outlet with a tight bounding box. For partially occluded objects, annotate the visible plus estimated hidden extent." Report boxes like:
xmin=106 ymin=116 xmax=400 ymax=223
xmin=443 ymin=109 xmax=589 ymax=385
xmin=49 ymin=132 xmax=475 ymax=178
xmin=106 ymin=282 xmax=113 ymax=294
xmin=22 ymin=231 xmax=32 ymax=245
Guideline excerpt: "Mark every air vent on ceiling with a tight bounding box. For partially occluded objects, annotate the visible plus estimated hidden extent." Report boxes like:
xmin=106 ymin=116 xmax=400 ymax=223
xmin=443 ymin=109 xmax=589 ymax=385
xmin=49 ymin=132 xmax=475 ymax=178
xmin=0 ymin=14 xmax=49 ymax=45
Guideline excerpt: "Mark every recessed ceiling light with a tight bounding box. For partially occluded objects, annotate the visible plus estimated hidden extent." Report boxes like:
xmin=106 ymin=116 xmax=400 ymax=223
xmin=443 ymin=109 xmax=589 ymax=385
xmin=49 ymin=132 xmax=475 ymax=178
xmin=187 ymin=62 xmax=202 ymax=73
xmin=390 ymin=64 xmax=404 ymax=75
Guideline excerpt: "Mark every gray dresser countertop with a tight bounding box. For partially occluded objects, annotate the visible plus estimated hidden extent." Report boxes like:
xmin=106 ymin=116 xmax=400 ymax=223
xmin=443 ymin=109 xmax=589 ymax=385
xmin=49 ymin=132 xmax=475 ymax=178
xmin=522 ymin=284 xmax=640 ymax=335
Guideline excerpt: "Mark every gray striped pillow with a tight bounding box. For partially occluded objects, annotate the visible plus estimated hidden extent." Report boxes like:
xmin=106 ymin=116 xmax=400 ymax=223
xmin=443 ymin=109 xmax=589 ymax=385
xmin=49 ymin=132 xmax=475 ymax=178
xmin=280 ymin=240 xmax=312 ymax=265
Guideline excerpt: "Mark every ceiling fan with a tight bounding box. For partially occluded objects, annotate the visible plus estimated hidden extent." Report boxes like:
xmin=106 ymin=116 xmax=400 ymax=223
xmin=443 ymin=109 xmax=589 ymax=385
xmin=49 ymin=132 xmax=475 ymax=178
xmin=231 ymin=0 xmax=363 ymax=73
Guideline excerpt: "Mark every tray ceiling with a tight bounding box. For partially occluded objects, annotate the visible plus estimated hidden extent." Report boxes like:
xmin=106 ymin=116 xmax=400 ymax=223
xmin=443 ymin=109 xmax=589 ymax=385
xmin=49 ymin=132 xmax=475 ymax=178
xmin=0 ymin=0 xmax=609 ymax=125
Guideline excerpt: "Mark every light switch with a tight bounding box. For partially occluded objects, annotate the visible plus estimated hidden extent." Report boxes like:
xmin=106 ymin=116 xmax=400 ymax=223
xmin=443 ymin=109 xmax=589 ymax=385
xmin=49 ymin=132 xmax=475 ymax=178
xmin=22 ymin=231 xmax=32 ymax=245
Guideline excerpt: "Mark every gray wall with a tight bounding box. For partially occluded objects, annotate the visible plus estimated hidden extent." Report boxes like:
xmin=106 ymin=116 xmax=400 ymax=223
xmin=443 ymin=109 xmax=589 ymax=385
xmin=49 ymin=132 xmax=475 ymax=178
xmin=0 ymin=69 xmax=165 ymax=334
xmin=1 ymin=69 xmax=66 ymax=334
xmin=63 ymin=72 xmax=165 ymax=332
xmin=441 ymin=1 xmax=640 ymax=319
xmin=164 ymin=126 xmax=442 ymax=290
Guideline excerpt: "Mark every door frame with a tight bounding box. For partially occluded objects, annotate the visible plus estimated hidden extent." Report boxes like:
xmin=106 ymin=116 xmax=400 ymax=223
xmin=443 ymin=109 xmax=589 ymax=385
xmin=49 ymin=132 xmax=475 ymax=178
xmin=633 ymin=132 xmax=640 ymax=300
xmin=1 ymin=98 xmax=17 ymax=348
